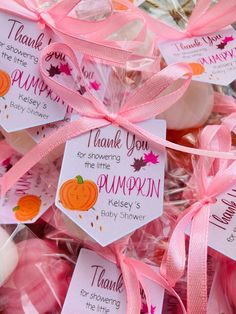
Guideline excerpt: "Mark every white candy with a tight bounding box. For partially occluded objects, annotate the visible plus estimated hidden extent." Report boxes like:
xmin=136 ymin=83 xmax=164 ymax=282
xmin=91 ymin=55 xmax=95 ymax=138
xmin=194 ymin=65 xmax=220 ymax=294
xmin=157 ymin=81 xmax=214 ymax=130
xmin=0 ymin=227 xmax=18 ymax=286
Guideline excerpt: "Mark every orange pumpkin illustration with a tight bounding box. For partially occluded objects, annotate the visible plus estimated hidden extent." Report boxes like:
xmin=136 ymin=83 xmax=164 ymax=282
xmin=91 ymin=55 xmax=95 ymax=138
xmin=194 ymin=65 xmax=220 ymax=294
xmin=113 ymin=0 xmax=133 ymax=10
xmin=59 ymin=175 xmax=98 ymax=211
xmin=113 ymin=1 xmax=128 ymax=10
xmin=0 ymin=70 xmax=11 ymax=97
xmin=188 ymin=63 xmax=205 ymax=76
xmin=13 ymin=195 xmax=41 ymax=222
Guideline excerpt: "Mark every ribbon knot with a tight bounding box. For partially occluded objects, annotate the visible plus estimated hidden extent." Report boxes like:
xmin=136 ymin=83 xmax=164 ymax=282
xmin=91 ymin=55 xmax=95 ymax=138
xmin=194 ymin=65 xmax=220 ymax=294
xmin=104 ymin=112 xmax=118 ymax=124
xmin=36 ymin=9 xmax=46 ymax=29
xmin=185 ymin=31 xmax=192 ymax=38
xmin=161 ymin=123 xmax=236 ymax=314
xmin=22 ymin=0 xmax=44 ymax=21
xmin=200 ymin=195 xmax=217 ymax=206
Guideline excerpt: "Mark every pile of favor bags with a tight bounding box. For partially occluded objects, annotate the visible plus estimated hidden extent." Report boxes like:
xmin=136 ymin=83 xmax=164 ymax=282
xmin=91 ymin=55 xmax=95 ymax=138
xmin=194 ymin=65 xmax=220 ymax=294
xmin=0 ymin=0 xmax=236 ymax=313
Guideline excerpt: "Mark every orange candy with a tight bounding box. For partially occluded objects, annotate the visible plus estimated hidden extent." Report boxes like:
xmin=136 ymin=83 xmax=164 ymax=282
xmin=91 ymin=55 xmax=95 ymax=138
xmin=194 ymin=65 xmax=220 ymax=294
xmin=188 ymin=63 xmax=205 ymax=76
xmin=13 ymin=195 xmax=41 ymax=221
xmin=0 ymin=70 xmax=11 ymax=97
xmin=59 ymin=175 xmax=98 ymax=211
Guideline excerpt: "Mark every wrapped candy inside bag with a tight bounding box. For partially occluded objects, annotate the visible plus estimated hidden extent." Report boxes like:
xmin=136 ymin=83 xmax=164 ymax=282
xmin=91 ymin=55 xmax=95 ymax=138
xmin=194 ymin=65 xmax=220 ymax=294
xmin=0 ymin=224 xmax=76 ymax=314
xmin=0 ymin=0 xmax=236 ymax=313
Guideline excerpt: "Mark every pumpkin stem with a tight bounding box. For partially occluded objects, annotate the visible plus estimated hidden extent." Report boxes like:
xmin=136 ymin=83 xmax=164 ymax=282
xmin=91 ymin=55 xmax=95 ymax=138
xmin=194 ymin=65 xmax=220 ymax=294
xmin=76 ymin=175 xmax=84 ymax=184
xmin=13 ymin=206 xmax=20 ymax=212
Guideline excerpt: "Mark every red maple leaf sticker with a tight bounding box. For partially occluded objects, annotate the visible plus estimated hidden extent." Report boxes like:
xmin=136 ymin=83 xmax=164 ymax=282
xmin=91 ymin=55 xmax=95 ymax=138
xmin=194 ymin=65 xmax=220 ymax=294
xmin=59 ymin=63 xmax=72 ymax=76
xmin=151 ymin=305 xmax=156 ymax=314
xmin=222 ymin=36 xmax=234 ymax=44
xmin=131 ymin=157 xmax=146 ymax=172
xmin=143 ymin=151 xmax=159 ymax=164
xmin=140 ymin=303 xmax=156 ymax=314
xmin=217 ymin=42 xmax=227 ymax=50
xmin=141 ymin=303 xmax=148 ymax=314
xmin=47 ymin=65 xmax=61 ymax=77
xmin=90 ymin=80 xmax=101 ymax=91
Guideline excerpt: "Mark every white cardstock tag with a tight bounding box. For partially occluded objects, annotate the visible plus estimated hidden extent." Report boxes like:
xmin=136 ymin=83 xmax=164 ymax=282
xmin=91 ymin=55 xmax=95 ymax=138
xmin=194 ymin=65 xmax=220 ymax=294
xmin=158 ymin=27 xmax=236 ymax=85
xmin=0 ymin=154 xmax=57 ymax=224
xmin=27 ymin=109 xmax=73 ymax=143
xmin=61 ymin=248 xmax=164 ymax=314
xmin=55 ymin=120 xmax=166 ymax=246
xmin=0 ymin=11 xmax=67 ymax=132
xmin=208 ymin=186 xmax=236 ymax=260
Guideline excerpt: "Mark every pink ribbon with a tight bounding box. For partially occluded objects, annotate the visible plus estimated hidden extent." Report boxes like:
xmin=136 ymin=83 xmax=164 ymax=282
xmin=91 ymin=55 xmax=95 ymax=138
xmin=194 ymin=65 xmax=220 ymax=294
xmin=160 ymin=124 xmax=236 ymax=314
xmin=86 ymin=239 xmax=187 ymax=314
xmin=137 ymin=0 xmax=236 ymax=40
xmin=213 ymin=91 xmax=236 ymax=133
xmin=214 ymin=91 xmax=236 ymax=114
xmin=0 ymin=0 xmax=155 ymax=65
xmin=1 ymin=42 xmax=236 ymax=195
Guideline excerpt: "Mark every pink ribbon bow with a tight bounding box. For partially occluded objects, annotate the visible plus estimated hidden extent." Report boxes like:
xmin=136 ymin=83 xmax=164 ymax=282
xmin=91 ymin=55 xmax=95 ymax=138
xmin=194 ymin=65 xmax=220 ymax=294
xmin=0 ymin=0 xmax=155 ymax=65
xmin=136 ymin=0 xmax=236 ymax=40
xmin=160 ymin=124 xmax=236 ymax=314
xmin=1 ymin=42 xmax=236 ymax=195
xmin=87 ymin=238 xmax=187 ymax=314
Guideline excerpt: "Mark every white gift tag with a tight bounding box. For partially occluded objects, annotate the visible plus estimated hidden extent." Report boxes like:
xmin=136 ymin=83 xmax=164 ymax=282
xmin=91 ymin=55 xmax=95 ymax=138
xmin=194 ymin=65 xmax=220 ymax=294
xmin=27 ymin=109 xmax=73 ymax=143
xmin=0 ymin=154 xmax=57 ymax=224
xmin=208 ymin=186 xmax=236 ymax=260
xmin=62 ymin=248 xmax=164 ymax=314
xmin=186 ymin=184 xmax=236 ymax=261
xmin=0 ymin=11 xmax=67 ymax=132
xmin=55 ymin=120 xmax=166 ymax=246
xmin=158 ymin=27 xmax=236 ymax=85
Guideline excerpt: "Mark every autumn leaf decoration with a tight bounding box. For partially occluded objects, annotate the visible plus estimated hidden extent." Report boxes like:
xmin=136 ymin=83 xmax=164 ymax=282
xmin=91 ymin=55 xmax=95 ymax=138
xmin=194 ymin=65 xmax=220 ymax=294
xmin=144 ymin=151 xmax=159 ymax=164
xmin=59 ymin=63 xmax=72 ymax=75
xmin=131 ymin=151 xmax=159 ymax=172
xmin=47 ymin=63 xmax=72 ymax=77
xmin=141 ymin=302 xmax=156 ymax=314
xmin=131 ymin=157 xmax=146 ymax=172
xmin=47 ymin=65 xmax=61 ymax=77
xmin=141 ymin=303 xmax=148 ymax=314
xmin=46 ymin=63 xmax=102 ymax=95
xmin=90 ymin=80 xmax=101 ymax=91
xmin=217 ymin=36 xmax=234 ymax=50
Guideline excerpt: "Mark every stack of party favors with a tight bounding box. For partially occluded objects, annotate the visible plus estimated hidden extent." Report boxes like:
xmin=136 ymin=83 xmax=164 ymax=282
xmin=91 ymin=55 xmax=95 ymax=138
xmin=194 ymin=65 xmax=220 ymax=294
xmin=0 ymin=0 xmax=236 ymax=313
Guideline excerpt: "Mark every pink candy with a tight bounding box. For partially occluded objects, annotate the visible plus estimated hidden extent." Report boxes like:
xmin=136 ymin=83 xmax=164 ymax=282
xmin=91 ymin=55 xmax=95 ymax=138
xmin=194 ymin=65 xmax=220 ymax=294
xmin=0 ymin=239 xmax=73 ymax=314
